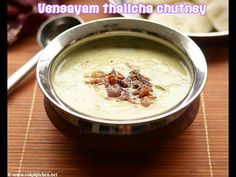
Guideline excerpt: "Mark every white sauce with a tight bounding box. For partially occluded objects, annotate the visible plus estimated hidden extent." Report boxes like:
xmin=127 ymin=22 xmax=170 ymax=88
xmin=51 ymin=36 xmax=192 ymax=120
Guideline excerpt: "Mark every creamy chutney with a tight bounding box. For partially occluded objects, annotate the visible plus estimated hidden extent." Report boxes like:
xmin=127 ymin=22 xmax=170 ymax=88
xmin=51 ymin=35 xmax=192 ymax=120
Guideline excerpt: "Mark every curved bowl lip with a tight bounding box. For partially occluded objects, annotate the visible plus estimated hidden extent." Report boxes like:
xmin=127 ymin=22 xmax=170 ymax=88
xmin=36 ymin=17 xmax=208 ymax=125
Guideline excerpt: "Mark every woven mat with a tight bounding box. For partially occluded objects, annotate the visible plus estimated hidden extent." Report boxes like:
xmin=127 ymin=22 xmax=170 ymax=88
xmin=8 ymin=1 xmax=228 ymax=176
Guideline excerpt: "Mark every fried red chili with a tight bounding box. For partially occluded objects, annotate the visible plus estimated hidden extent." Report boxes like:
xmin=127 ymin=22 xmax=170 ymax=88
xmin=86 ymin=69 xmax=157 ymax=107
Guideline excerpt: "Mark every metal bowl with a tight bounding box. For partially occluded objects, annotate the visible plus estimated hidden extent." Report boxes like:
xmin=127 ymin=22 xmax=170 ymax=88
xmin=36 ymin=18 xmax=207 ymax=150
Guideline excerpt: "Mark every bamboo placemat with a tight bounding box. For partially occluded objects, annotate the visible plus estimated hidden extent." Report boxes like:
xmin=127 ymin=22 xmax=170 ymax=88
xmin=8 ymin=1 xmax=228 ymax=176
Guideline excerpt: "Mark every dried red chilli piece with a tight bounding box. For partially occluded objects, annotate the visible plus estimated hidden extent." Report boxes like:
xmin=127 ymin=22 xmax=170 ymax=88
xmin=139 ymin=87 xmax=153 ymax=98
xmin=107 ymin=69 xmax=126 ymax=85
xmin=117 ymin=79 xmax=129 ymax=88
xmin=108 ymin=75 xmax=119 ymax=85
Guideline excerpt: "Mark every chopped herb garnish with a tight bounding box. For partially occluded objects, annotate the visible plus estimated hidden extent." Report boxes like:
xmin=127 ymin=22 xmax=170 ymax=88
xmin=155 ymin=85 xmax=166 ymax=91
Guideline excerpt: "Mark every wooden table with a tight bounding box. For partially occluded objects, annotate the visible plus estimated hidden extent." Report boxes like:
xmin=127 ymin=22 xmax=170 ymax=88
xmin=8 ymin=0 xmax=228 ymax=176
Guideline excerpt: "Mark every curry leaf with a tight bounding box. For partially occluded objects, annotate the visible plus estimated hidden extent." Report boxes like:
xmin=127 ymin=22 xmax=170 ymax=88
xmin=154 ymin=85 xmax=166 ymax=91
